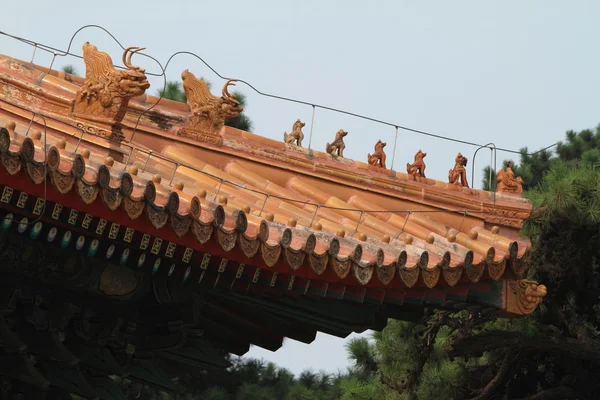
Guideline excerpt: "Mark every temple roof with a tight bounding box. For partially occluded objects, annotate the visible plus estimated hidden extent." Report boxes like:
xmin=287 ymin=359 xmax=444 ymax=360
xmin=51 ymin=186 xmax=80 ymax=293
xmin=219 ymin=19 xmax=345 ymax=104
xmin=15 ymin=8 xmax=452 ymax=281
xmin=0 ymin=50 xmax=533 ymax=292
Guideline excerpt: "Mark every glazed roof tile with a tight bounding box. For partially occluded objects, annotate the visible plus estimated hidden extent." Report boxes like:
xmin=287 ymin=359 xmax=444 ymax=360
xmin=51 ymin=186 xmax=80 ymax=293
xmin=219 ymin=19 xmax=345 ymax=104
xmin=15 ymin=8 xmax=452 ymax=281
xmin=0 ymin=113 xmax=529 ymax=289
xmin=0 ymin=54 xmax=533 ymax=291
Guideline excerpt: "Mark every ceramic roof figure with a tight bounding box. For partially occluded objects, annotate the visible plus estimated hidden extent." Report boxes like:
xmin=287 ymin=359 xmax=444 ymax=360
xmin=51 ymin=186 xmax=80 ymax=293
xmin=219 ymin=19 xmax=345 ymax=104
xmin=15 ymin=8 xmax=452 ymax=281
xmin=283 ymin=119 xmax=306 ymax=147
xmin=449 ymin=152 xmax=469 ymax=188
xmin=497 ymin=161 xmax=524 ymax=194
xmin=367 ymin=140 xmax=387 ymax=169
xmin=326 ymin=129 xmax=348 ymax=157
xmin=407 ymin=149 xmax=427 ymax=178
xmin=73 ymin=43 xmax=150 ymax=141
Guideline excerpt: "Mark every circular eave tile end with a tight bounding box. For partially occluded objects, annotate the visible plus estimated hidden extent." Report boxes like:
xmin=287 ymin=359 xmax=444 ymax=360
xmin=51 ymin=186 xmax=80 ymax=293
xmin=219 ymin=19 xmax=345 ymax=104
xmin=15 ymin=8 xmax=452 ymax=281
xmin=0 ymin=127 xmax=11 ymax=152
xmin=21 ymin=137 xmax=35 ymax=162
xmin=190 ymin=197 xmax=202 ymax=219
xmin=397 ymin=250 xmax=408 ymax=268
xmin=47 ymin=146 xmax=60 ymax=171
xmin=508 ymin=242 xmax=518 ymax=259
xmin=328 ymin=237 xmax=340 ymax=257
xmin=235 ymin=210 xmax=248 ymax=233
xmin=441 ymin=251 xmax=451 ymax=268
xmin=73 ymin=154 xmax=86 ymax=179
xmin=419 ymin=252 xmax=429 ymax=269
xmin=97 ymin=164 xmax=111 ymax=188
xmin=121 ymin=172 xmax=134 ymax=196
xmin=305 ymin=234 xmax=317 ymax=253
xmin=214 ymin=205 xmax=225 ymax=227
xmin=167 ymin=191 xmax=180 ymax=215
xmin=464 ymin=250 xmax=474 ymax=269
xmin=353 ymin=244 xmax=363 ymax=263
xmin=376 ymin=248 xmax=385 ymax=267
xmin=281 ymin=228 xmax=293 ymax=248
xmin=485 ymin=247 xmax=496 ymax=264
xmin=259 ymin=220 xmax=269 ymax=242
xmin=144 ymin=181 xmax=157 ymax=203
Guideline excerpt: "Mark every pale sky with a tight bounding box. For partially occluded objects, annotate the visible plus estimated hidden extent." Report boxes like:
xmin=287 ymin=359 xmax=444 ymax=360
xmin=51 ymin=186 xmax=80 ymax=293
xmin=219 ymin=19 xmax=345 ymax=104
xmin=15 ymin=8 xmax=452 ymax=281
xmin=1 ymin=0 xmax=598 ymax=375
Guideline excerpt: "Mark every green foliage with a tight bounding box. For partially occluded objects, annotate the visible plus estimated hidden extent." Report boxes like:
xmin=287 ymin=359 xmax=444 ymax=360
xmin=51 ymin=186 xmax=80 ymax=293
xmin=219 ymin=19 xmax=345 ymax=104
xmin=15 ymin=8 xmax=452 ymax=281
xmin=415 ymin=362 xmax=466 ymax=400
xmin=345 ymin=337 xmax=377 ymax=379
xmin=61 ymin=65 xmax=78 ymax=76
xmin=556 ymin=126 xmax=600 ymax=162
xmin=338 ymin=377 xmax=377 ymax=400
xmin=284 ymin=385 xmax=316 ymax=400
xmin=158 ymin=81 xmax=187 ymax=103
xmin=202 ymin=386 xmax=230 ymax=400
xmin=236 ymin=383 xmax=276 ymax=400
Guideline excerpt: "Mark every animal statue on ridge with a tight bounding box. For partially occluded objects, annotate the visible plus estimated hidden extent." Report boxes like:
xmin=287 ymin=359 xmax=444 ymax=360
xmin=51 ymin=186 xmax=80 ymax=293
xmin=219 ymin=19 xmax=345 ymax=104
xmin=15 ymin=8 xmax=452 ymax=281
xmin=326 ymin=129 xmax=348 ymax=157
xmin=283 ymin=119 xmax=306 ymax=147
xmin=367 ymin=140 xmax=387 ymax=169
xmin=448 ymin=152 xmax=469 ymax=187
xmin=407 ymin=149 xmax=427 ymax=178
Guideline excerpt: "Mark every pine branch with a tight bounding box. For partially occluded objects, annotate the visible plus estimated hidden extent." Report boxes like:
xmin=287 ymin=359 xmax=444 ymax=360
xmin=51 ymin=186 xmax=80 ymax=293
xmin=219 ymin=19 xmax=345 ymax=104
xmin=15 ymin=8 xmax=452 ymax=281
xmin=514 ymin=385 xmax=578 ymax=400
xmin=446 ymin=330 xmax=600 ymax=362
xmin=467 ymin=351 xmax=519 ymax=400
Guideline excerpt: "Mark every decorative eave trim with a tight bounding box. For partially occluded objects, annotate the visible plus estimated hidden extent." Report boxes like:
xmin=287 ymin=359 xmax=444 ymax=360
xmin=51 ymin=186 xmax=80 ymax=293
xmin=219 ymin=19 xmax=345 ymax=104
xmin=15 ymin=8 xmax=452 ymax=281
xmin=0 ymin=123 xmax=533 ymax=289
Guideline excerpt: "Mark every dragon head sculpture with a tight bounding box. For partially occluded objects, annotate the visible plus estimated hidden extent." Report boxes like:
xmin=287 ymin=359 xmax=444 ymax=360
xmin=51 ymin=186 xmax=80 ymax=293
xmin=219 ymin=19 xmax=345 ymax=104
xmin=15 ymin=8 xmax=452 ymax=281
xmin=117 ymin=46 xmax=151 ymax=98
xmin=179 ymin=70 xmax=244 ymax=136
xmin=73 ymin=42 xmax=150 ymax=135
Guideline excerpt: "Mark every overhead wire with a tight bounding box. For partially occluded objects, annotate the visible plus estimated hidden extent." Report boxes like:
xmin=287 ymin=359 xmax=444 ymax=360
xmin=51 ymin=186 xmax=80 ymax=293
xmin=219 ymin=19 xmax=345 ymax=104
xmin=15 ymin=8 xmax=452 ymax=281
xmin=0 ymin=26 xmax=558 ymax=157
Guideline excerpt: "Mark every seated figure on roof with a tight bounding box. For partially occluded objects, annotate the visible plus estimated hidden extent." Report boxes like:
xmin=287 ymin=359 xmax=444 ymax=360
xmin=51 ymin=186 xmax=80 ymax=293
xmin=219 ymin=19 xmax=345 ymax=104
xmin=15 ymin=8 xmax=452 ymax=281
xmin=367 ymin=140 xmax=387 ymax=169
xmin=326 ymin=129 xmax=348 ymax=157
xmin=407 ymin=149 xmax=427 ymax=178
xmin=283 ymin=119 xmax=305 ymax=147
xmin=496 ymin=161 xmax=523 ymax=194
xmin=448 ymin=152 xmax=469 ymax=187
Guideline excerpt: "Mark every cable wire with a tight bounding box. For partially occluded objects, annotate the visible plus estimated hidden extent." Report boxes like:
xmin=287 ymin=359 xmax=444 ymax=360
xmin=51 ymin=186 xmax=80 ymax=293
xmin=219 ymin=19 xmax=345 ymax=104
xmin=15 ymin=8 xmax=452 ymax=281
xmin=0 ymin=26 xmax=558 ymax=157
